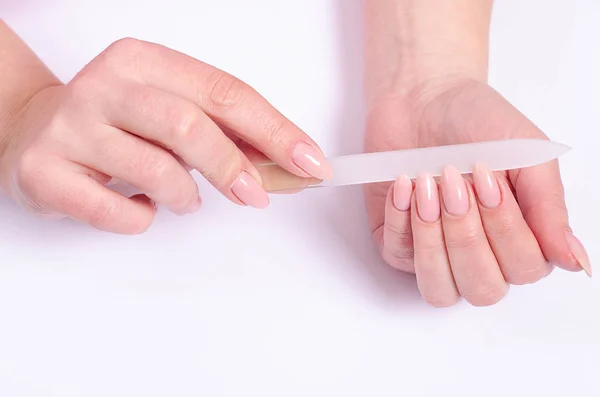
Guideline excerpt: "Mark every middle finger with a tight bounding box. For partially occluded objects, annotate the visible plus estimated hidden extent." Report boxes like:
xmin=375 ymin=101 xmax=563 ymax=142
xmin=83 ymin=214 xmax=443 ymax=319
xmin=440 ymin=166 xmax=508 ymax=306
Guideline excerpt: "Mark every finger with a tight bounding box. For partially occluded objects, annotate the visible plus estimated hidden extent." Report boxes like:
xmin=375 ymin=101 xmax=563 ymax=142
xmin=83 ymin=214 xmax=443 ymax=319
xmin=239 ymin=143 xmax=318 ymax=194
xmin=510 ymin=161 xmax=591 ymax=276
xmin=365 ymin=182 xmax=391 ymax=240
xmin=70 ymin=125 xmax=203 ymax=215
xmin=99 ymin=85 xmax=269 ymax=209
xmin=36 ymin=167 xmax=156 ymax=234
xmin=380 ymin=175 xmax=415 ymax=273
xmin=472 ymin=164 xmax=550 ymax=284
xmin=440 ymin=166 xmax=508 ymax=307
xmin=411 ymin=173 xmax=460 ymax=308
xmin=100 ymin=38 xmax=332 ymax=180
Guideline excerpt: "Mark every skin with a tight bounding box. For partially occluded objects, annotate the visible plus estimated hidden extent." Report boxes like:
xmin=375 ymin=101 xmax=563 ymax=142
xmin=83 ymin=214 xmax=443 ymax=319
xmin=363 ymin=0 xmax=590 ymax=307
xmin=0 ymin=1 xmax=592 ymax=307
xmin=0 ymin=21 xmax=332 ymax=233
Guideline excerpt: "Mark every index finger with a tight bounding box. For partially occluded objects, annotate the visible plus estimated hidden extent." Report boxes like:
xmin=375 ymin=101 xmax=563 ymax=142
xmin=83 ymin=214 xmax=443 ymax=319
xmin=101 ymin=38 xmax=332 ymax=181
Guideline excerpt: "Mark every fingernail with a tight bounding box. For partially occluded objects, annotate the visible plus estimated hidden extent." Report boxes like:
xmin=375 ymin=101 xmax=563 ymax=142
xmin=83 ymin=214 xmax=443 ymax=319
xmin=472 ymin=163 xmax=501 ymax=208
xmin=393 ymin=175 xmax=413 ymax=211
xmin=415 ymin=173 xmax=440 ymax=223
xmin=565 ymin=231 xmax=592 ymax=277
xmin=292 ymin=142 xmax=333 ymax=180
xmin=441 ymin=165 xmax=469 ymax=216
xmin=188 ymin=197 xmax=202 ymax=213
xmin=231 ymin=171 xmax=270 ymax=209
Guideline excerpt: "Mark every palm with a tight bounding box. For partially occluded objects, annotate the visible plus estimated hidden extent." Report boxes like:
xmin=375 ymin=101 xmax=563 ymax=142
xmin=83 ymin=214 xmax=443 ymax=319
xmin=364 ymin=79 xmax=557 ymax=263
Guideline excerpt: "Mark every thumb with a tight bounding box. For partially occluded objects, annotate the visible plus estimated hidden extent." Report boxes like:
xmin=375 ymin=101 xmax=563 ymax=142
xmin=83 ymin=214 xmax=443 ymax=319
xmin=510 ymin=160 xmax=591 ymax=276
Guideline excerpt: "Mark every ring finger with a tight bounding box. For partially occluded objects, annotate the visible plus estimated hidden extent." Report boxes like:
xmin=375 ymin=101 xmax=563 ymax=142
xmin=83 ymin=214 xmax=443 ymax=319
xmin=71 ymin=126 xmax=202 ymax=215
xmin=439 ymin=166 xmax=508 ymax=306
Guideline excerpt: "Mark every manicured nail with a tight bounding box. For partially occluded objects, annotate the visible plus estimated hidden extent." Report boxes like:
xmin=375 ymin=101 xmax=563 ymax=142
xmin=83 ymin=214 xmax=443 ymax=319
xmin=292 ymin=142 xmax=333 ymax=180
xmin=231 ymin=171 xmax=270 ymax=209
xmin=565 ymin=231 xmax=592 ymax=277
xmin=393 ymin=175 xmax=413 ymax=211
xmin=441 ymin=165 xmax=469 ymax=216
xmin=415 ymin=173 xmax=440 ymax=223
xmin=472 ymin=163 xmax=501 ymax=208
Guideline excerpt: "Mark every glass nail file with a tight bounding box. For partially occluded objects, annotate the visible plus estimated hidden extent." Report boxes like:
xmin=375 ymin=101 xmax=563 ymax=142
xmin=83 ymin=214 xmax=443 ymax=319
xmin=256 ymin=139 xmax=571 ymax=192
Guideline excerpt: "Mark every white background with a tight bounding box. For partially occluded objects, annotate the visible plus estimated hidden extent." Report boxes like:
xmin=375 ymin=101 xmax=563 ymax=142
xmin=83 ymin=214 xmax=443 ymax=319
xmin=1 ymin=1 xmax=599 ymax=396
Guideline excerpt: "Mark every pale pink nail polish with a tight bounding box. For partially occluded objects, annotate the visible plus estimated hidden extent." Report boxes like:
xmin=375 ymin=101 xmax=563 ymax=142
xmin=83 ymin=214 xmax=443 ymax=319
xmin=565 ymin=231 xmax=592 ymax=277
xmin=415 ymin=173 xmax=440 ymax=223
xmin=292 ymin=142 xmax=333 ymax=180
xmin=231 ymin=171 xmax=270 ymax=209
xmin=441 ymin=165 xmax=469 ymax=216
xmin=472 ymin=163 xmax=501 ymax=208
xmin=393 ymin=175 xmax=413 ymax=211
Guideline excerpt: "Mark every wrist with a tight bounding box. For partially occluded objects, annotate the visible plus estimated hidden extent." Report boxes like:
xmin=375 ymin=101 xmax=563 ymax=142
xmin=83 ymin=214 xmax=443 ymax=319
xmin=0 ymin=80 xmax=61 ymax=180
xmin=363 ymin=0 xmax=493 ymax=106
xmin=0 ymin=21 xmax=62 ymax=182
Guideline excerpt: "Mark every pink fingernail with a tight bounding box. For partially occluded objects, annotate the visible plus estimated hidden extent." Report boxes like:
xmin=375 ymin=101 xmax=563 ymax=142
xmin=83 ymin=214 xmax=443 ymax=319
xmin=472 ymin=163 xmax=501 ymax=208
xmin=441 ymin=165 xmax=469 ymax=216
xmin=393 ymin=175 xmax=413 ymax=211
xmin=292 ymin=142 xmax=333 ymax=180
xmin=231 ymin=171 xmax=270 ymax=209
xmin=415 ymin=173 xmax=440 ymax=223
xmin=565 ymin=231 xmax=592 ymax=277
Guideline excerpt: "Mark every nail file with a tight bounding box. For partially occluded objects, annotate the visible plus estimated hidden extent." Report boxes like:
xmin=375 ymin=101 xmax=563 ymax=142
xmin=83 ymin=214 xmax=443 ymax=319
xmin=257 ymin=139 xmax=571 ymax=192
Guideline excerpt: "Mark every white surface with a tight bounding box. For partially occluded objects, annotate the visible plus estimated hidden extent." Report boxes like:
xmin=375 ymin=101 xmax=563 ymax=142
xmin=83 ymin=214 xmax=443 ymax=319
xmin=1 ymin=1 xmax=599 ymax=396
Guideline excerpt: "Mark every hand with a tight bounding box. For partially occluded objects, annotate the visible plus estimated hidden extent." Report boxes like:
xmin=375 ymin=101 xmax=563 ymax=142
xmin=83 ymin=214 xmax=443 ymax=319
xmin=0 ymin=38 xmax=331 ymax=234
xmin=365 ymin=77 xmax=591 ymax=307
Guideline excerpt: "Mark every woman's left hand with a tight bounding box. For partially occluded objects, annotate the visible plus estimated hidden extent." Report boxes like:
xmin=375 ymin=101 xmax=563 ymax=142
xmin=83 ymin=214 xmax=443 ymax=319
xmin=364 ymin=77 xmax=591 ymax=307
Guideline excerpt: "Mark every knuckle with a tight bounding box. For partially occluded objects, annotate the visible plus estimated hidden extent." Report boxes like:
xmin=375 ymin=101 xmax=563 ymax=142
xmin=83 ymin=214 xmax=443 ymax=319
xmin=414 ymin=242 xmax=445 ymax=264
xmin=382 ymin=249 xmax=415 ymax=273
xmin=88 ymin=37 xmax=145 ymax=78
xmin=382 ymin=226 xmax=415 ymax=271
xmin=68 ymin=77 xmax=95 ymax=103
xmin=205 ymin=71 xmax=245 ymax=109
xmin=521 ymin=192 xmax=567 ymax=220
xmin=263 ymin=117 xmax=291 ymax=149
xmin=170 ymin=108 xmax=203 ymax=144
xmin=144 ymin=152 xmax=172 ymax=182
xmin=201 ymin=143 xmax=242 ymax=186
xmin=484 ymin=212 xmax=516 ymax=238
xmin=385 ymin=223 xmax=413 ymax=245
xmin=131 ymin=148 xmax=173 ymax=184
xmin=505 ymin=261 xmax=549 ymax=285
xmin=445 ymin=230 xmax=480 ymax=250
xmin=464 ymin=284 xmax=507 ymax=307
xmin=104 ymin=37 xmax=144 ymax=58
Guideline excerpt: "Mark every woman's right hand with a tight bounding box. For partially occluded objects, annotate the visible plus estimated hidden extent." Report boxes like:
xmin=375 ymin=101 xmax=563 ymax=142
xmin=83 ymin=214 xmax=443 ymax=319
xmin=0 ymin=38 xmax=332 ymax=234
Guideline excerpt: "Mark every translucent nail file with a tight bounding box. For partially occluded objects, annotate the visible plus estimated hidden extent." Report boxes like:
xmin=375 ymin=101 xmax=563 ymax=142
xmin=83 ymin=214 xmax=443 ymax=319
xmin=256 ymin=139 xmax=571 ymax=192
